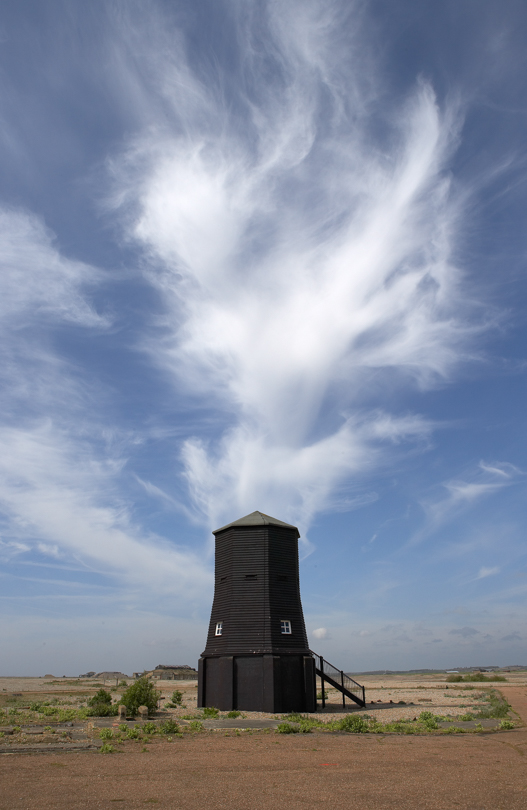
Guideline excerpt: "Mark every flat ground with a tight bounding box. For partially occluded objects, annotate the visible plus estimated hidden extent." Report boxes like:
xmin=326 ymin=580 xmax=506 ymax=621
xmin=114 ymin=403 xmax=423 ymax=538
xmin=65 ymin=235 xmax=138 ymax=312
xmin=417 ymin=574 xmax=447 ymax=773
xmin=1 ymin=674 xmax=526 ymax=809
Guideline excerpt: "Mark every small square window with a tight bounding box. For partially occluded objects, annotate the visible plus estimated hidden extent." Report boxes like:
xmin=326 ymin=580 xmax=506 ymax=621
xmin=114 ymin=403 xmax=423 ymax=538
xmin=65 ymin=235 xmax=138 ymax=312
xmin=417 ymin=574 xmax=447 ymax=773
xmin=280 ymin=620 xmax=292 ymax=634
xmin=215 ymin=622 xmax=223 ymax=636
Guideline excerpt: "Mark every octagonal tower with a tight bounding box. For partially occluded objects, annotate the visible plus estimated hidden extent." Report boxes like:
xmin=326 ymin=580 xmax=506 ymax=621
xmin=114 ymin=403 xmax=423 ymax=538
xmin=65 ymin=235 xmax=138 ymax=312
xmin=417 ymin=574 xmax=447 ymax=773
xmin=197 ymin=511 xmax=316 ymax=713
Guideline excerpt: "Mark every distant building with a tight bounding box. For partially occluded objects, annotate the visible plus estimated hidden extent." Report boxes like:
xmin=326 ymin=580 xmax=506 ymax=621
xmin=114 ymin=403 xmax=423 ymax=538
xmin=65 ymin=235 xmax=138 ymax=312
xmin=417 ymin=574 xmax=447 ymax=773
xmin=144 ymin=665 xmax=198 ymax=681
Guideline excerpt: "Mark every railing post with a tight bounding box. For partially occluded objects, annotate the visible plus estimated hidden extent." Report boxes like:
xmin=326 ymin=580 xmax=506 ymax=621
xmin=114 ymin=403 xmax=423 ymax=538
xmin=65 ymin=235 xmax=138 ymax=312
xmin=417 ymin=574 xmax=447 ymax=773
xmin=320 ymin=657 xmax=325 ymax=709
xmin=341 ymin=671 xmax=345 ymax=708
xmin=362 ymin=685 xmax=365 ymax=706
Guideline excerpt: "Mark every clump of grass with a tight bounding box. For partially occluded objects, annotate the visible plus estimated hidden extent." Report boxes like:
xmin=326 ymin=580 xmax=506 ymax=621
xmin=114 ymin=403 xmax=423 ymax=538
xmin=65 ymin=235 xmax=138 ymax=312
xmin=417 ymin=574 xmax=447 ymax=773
xmin=499 ymin=720 xmax=515 ymax=730
xmin=334 ymin=715 xmax=369 ymax=733
xmin=142 ymin=722 xmax=158 ymax=735
xmin=159 ymin=719 xmax=179 ymax=735
xmin=99 ymin=728 xmax=113 ymax=741
xmin=126 ymin=727 xmax=142 ymax=739
xmin=277 ymin=722 xmax=300 ymax=734
xmin=226 ymin=710 xmax=242 ymax=718
xmin=99 ymin=743 xmax=115 ymax=753
xmin=202 ymin=707 xmax=219 ymax=718
xmin=475 ymin=690 xmax=511 ymax=720
xmin=458 ymin=713 xmax=474 ymax=722
xmin=188 ymin=720 xmax=204 ymax=732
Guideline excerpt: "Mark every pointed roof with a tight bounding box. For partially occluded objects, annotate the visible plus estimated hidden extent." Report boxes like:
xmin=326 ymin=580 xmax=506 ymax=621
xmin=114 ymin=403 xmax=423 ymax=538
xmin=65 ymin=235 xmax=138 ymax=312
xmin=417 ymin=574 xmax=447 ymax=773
xmin=213 ymin=510 xmax=300 ymax=537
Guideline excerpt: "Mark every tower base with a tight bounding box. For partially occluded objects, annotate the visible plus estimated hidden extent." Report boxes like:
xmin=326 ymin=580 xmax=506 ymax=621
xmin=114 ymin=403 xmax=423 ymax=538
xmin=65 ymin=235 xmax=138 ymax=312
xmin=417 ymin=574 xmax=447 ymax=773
xmin=198 ymin=654 xmax=316 ymax=713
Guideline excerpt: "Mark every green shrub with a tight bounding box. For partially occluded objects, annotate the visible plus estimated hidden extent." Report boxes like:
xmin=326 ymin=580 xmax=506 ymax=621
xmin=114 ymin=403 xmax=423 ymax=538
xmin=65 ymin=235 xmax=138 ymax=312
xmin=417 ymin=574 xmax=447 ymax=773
xmin=226 ymin=710 xmax=241 ymax=718
xmin=165 ymin=691 xmax=183 ymax=708
xmin=99 ymin=728 xmax=113 ymax=740
xmin=85 ymin=689 xmax=118 ymax=717
xmin=86 ymin=704 xmax=118 ymax=717
xmin=126 ymin=727 xmax=142 ymax=739
xmin=444 ymin=726 xmax=466 ymax=734
xmin=277 ymin=722 xmax=299 ymax=734
xmin=88 ymin=689 xmax=113 ymax=707
xmin=142 ymin=722 xmax=158 ymax=735
xmin=418 ymin=711 xmax=439 ymax=730
xmin=159 ymin=719 xmax=179 ymax=735
xmin=337 ymin=715 xmax=369 ymax=733
xmin=120 ymin=678 xmax=160 ymax=717
xmin=499 ymin=720 xmax=515 ymax=730
xmin=188 ymin=720 xmax=204 ymax=732
xmin=458 ymin=713 xmax=474 ymax=722
xmin=446 ymin=675 xmax=463 ymax=682
xmin=202 ymin=707 xmax=219 ymax=718
xmin=99 ymin=743 xmax=115 ymax=753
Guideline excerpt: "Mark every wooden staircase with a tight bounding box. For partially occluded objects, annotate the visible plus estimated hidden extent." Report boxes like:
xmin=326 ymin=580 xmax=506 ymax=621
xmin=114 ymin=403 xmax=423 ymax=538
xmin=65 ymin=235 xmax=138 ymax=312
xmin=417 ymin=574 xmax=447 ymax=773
xmin=311 ymin=651 xmax=365 ymax=708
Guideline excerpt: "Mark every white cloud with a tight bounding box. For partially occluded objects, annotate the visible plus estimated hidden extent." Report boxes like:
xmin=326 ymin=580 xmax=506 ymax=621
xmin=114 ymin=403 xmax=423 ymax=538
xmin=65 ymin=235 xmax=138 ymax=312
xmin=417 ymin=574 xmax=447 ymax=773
xmin=476 ymin=566 xmax=500 ymax=580
xmin=413 ymin=460 xmax=524 ymax=545
xmin=108 ymin=2 xmax=478 ymax=534
xmin=0 ymin=208 xmax=105 ymax=329
xmin=312 ymin=627 xmax=330 ymax=640
xmin=0 ymin=207 xmax=210 ymax=598
xmin=0 ymin=423 xmax=210 ymax=595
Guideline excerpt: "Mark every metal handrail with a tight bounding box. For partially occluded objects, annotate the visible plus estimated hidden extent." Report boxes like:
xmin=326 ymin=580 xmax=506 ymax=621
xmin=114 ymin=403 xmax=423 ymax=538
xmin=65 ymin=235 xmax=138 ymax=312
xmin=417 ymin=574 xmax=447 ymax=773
xmin=310 ymin=650 xmax=365 ymax=708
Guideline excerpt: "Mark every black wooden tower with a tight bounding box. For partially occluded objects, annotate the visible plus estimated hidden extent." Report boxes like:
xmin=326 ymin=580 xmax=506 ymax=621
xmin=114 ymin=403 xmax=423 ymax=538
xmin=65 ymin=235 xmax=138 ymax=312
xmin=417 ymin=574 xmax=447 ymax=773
xmin=198 ymin=511 xmax=316 ymax=712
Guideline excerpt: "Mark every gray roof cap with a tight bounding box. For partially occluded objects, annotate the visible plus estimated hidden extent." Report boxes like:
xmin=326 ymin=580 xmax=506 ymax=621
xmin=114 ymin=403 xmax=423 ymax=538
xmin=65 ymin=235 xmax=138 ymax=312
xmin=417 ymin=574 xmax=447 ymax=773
xmin=213 ymin=510 xmax=300 ymax=537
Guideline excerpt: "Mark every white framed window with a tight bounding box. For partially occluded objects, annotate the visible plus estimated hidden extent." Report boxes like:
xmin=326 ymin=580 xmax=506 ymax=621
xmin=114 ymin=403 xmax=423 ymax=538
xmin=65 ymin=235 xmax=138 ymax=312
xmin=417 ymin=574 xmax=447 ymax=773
xmin=280 ymin=620 xmax=292 ymax=634
xmin=215 ymin=622 xmax=223 ymax=636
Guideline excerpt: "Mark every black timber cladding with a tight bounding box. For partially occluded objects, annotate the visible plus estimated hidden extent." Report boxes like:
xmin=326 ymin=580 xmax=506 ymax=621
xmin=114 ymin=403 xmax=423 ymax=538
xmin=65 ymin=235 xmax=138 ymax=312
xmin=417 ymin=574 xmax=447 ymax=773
xmin=199 ymin=511 xmax=316 ymax=712
xmin=202 ymin=524 xmax=310 ymax=657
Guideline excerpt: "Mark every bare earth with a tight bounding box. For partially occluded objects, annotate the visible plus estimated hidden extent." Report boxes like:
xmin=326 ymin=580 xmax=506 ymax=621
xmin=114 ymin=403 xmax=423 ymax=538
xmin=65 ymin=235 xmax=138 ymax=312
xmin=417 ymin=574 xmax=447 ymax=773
xmin=1 ymin=674 xmax=526 ymax=809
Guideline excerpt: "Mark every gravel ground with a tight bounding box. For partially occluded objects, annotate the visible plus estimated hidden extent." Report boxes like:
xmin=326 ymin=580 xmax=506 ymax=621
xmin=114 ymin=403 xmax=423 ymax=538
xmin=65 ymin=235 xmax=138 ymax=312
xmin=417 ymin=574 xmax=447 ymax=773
xmin=0 ymin=723 xmax=526 ymax=810
xmin=0 ymin=680 xmax=526 ymax=809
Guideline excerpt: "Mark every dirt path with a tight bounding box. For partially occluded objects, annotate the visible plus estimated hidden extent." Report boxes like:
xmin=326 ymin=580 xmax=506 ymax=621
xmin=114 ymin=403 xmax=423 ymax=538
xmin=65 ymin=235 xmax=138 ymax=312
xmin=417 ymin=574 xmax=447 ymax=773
xmin=500 ymin=686 xmax=527 ymax=724
xmin=1 ymin=729 xmax=527 ymax=810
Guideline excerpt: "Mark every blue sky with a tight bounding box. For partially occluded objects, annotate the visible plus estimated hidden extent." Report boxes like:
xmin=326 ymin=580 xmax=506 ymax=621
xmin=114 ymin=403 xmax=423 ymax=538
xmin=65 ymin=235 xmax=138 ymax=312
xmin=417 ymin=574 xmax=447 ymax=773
xmin=0 ymin=0 xmax=526 ymax=675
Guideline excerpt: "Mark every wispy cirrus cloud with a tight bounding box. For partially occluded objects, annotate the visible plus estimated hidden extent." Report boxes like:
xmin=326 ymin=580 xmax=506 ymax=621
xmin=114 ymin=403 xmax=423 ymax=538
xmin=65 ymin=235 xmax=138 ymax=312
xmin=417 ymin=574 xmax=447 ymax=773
xmin=0 ymin=207 xmax=209 ymax=596
xmin=410 ymin=460 xmax=524 ymax=546
xmin=107 ymin=0 xmax=481 ymax=535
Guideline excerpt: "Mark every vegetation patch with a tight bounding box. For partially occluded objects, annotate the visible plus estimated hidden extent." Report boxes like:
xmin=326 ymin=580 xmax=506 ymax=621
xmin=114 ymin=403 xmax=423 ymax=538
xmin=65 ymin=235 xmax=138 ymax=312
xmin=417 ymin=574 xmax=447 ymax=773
xmin=165 ymin=691 xmax=183 ymax=708
xmin=86 ymin=689 xmax=118 ymax=717
xmin=159 ymin=719 xmax=179 ymax=735
xmin=474 ymin=690 xmax=511 ymax=719
xmin=277 ymin=722 xmax=300 ymax=734
xmin=202 ymin=707 xmax=219 ymax=718
xmin=120 ymin=679 xmax=160 ymax=717
xmin=446 ymin=673 xmax=507 ymax=683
